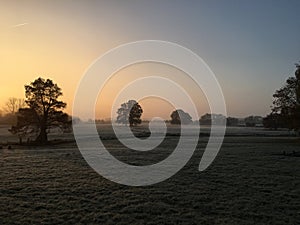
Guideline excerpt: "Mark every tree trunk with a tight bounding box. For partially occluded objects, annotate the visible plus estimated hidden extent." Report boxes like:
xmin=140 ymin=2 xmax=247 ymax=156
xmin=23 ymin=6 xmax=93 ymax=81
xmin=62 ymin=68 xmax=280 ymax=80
xmin=36 ymin=122 xmax=48 ymax=144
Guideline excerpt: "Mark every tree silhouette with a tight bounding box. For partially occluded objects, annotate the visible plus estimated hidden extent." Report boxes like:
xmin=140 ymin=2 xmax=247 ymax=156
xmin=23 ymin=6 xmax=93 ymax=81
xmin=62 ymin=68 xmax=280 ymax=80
xmin=9 ymin=108 xmax=39 ymax=144
xmin=263 ymin=113 xmax=284 ymax=130
xmin=9 ymin=77 xmax=70 ymax=144
xmin=170 ymin=109 xmax=192 ymax=125
xmin=244 ymin=116 xmax=263 ymax=127
xmin=296 ymin=63 xmax=300 ymax=102
xmin=294 ymin=63 xmax=300 ymax=130
xmin=226 ymin=117 xmax=239 ymax=126
xmin=116 ymin=100 xmax=143 ymax=126
xmin=199 ymin=113 xmax=226 ymax=125
xmin=264 ymin=63 xmax=300 ymax=131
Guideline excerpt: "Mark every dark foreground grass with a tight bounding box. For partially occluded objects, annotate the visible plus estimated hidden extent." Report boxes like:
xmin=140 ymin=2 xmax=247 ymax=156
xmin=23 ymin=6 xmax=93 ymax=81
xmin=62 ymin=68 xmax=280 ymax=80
xmin=0 ymin=137 xmax=299 ymax=225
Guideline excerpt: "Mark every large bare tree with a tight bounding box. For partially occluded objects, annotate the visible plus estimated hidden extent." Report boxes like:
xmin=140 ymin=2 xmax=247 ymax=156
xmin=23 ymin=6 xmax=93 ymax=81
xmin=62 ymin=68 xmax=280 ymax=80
xmin=4 ymin=97 xmax=26 ymax=114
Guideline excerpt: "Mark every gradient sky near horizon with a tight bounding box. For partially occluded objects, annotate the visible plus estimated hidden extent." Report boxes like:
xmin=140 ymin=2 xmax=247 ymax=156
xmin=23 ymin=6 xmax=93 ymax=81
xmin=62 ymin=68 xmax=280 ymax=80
xmin=0 ymin=0 xmax=299 ymax=120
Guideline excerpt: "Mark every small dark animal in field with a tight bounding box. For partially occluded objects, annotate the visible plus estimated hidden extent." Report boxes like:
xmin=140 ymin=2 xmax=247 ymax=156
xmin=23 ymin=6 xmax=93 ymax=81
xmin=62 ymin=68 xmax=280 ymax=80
xmin=8 ymin=145 xmax=12 ymax=150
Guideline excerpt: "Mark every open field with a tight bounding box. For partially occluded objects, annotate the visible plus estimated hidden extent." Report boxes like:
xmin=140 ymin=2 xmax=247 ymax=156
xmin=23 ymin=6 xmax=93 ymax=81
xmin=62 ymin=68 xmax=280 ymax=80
xmin=0 ymin=125 xmax=299 ymax=224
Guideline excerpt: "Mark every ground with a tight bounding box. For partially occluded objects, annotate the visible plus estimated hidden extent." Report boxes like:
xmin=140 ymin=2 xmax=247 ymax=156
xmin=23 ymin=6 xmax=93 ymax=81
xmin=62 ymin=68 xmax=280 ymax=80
xmin=0 ymin=124 xmax=299 ymax=224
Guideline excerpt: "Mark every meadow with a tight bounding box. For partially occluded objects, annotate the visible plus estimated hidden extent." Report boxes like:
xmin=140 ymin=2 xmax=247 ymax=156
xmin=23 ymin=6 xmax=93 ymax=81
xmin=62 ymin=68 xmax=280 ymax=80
xmin=0 ymin=124 xmax=299 ymax=224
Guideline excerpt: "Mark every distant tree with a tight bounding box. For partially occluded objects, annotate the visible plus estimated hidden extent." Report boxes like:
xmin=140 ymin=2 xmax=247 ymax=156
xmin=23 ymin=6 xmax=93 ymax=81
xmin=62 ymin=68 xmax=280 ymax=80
xmin=264 ymin=63 xmax=300 ymax=131
xmin=226 ymin=117 xmax=239 ymax=126
xmin=199 ymin=113 xmax=226 ymax=125
xmin=170 ymin=109 xmax=192 ymax=125
xmin=3 ymin=97 xmax=26 ymax=114
xmin=72 ymin=117 xmax=82 ymax=125
xmin=244 ymin=116 xmax=263 ymax=127
xmin=116 ymin=100 xmax=143 ymax=126
xmin=9 ymin=77 xmax=70 ymax=144
xmin=0 ymin=98 xmax=26 ymax=125
xmin=199 ymin=113 xmax=212 ymax=125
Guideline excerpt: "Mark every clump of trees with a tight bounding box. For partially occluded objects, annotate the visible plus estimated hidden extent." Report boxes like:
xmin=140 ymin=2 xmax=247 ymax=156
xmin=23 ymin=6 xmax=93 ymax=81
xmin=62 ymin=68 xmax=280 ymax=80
xmin=226 ymin=117 xmax=239 ymax=126
xmin=170 ymin=109 xmax=192 ymax=124
xmin=9 ymin=77 xmax=71 ymax=144
xmin=199 ymin=113 xmax=226 ymax=125
xmin=244 ymin=116 xmax=263 ymax=127
xmin=263 ymin=63 xmax=300 ymax=132
xmin=116 ymin=100 xmax=143 ymax=126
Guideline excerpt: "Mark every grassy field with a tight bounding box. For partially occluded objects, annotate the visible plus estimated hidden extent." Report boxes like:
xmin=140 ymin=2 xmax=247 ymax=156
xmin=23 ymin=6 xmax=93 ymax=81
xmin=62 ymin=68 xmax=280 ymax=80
xmin=0 ymin=125 xmax=299 ymax=224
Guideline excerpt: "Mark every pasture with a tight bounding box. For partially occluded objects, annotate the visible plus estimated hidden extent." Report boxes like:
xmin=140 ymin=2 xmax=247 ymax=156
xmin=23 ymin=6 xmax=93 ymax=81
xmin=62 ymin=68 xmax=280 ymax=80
xmin=0 ymin=125 xmax=299 ymax=224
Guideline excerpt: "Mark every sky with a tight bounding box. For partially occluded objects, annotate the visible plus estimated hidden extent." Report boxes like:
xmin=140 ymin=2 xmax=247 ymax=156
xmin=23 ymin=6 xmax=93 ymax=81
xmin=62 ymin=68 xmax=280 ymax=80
xmin=0 ymin=0 xmax=299 ymax=120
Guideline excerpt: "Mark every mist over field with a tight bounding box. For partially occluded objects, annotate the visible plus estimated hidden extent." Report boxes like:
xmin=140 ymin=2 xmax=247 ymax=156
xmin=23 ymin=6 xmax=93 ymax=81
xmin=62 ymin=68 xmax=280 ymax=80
xmin=0 ymin=124 xmax=299 ymax=224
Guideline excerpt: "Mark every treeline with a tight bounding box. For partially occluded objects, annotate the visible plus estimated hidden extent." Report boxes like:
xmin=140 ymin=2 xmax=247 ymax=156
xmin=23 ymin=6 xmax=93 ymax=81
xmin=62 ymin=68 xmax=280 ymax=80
xmin=105 ymin=100 xmax=263 ymax=127
xmin=199 ymin=114 xmax=263 ymax=127
xmin=102 ymin=62 xmax=300 ymax=133
xmin=1 ymin=62 xmax=299 ymax=144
